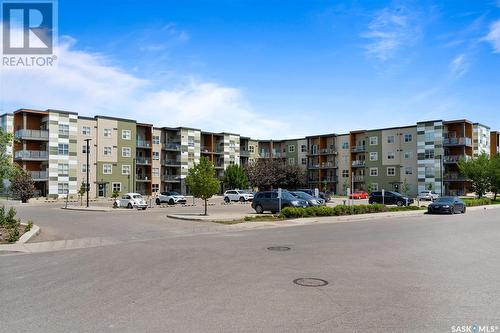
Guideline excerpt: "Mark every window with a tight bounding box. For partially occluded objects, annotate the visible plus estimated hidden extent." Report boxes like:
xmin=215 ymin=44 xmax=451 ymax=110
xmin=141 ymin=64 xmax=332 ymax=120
xmin=288 ymin=145 xmax=295 ymax=153
xmin=425 ymin=166 xmax=435 ymax=177
xmin=404 ymin=134 xmax=413 ymax=142
xmin=104 ymin=128 xmax=112 ymax=137
xmin=112 ymin=183 xmax=121 ymax=193
xmin=122 ymin=147 xmax=131 ymax=157
xmin=58 ymin=183 xmax=69 ymax=195
xmin=425 ymin=132 xmax=434 ymax=142
xmin=152 ymin=184 xmax=159 ymax=193
xmin=121 ymin=165 xmax=130 ymax=175
xmin=82 ymin=126 xmax=91 ymax=136
xmin=121 ymin=130 xmax=131 ymax=140
xmin=405 ymin=167 xmax=413 ymax=175
xmin=82 ymin=164 xmax=88 ymax=173
xmin=301 ymin=145 xmax=307 ymax=153
xmin=188 ymin=137 xmax=195 ymax=147
xmin=370 ymin=167 xmax=378 ymax=176
xmin=341 ymin=155 xmax=348 ymax=163
xmin=387 ymin=167 xmax=396 ymax=176
xmin=342 ymin=141 xmax=349 ymax=149
xmin=342 ymin=170 xmax=349 ymax=178
xmin=369 ymin=152 xmax=378 ymax=161
xmin=425 ymin=149 xmax=434 ymax=159
xmin=404 ymin=151 xmax=413 ymax=160
xmin=82 ymin=145 xmax=88 ymax=154
xmin=153 ymin=151 xmax=160 ymax=160
xmin=249 ymin=145 xmax=255 ymax=153
xmin=153 ymin=135 xmax=160 ymax=144
xmin=371 ymin=183 xmax=379 ymax=191
xmin=301 ymin=158 xmax=307 ymax=165
xmin=58 ymin=163 xmax=69 ymax=176
xmin=103 ymin=164 xmax=112 ymax=174
xmin=152 ymin=168 xmax=160 ymax=177
xmin=387 ymin=135 xmax=395 ymax=144
xmin=58 ymin=124 xmax=69 ymax=135
xmin=369 ymin=136 xmax=378 ymax=145
xmin=387 ymin=152 xmax=395 ymax=160
xmin=104 ymin=146 xmax=112 ymax=156
xmin=58 ymin=143 xmax=68 ymax=155
xmin=288 ymin=157 xmax=295 ymax=165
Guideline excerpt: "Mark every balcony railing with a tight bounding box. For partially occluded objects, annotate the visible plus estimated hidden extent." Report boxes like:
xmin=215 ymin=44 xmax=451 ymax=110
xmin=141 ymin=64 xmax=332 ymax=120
xmin=163 ymin=143 xmax=181 ymax=151
xmin=443 ymin=155 xmax=472 ymax=163
xmin=136 ymin=140 xmax=151 ymax=148
xmin=323 ymin=176 xmax=338 ymax=183
xmin=135 ymin=157 xmax=151 ymax=165
xmin=30 ymin=170 xmax=48 ymax=180
xmin=163 ymin=159 xmax=181 ymax=166
xmin=240 ymin=150 xmax=250 ymax=156
xmin=135 ymin=175 xmax=151 ymax=181
xmin=443 ymin=173 xmax=468 ymax=181
xmin=352 ymin=160 xmax=366 ymax=167
xmin=14 ymin=150 xmax=48 ymax=160
xmin=15 ymin=129 xmax=49 ymax=140
xmin=320 ymin=148 xmax=337 ymax=155
xmin=443 ymin=137 xmax=472 ymax=146
xmin=308 ymin=164 xmax=320 ymax=169
xmin=321 ymin=162 xmax=337 ymax=168
xmin=161 ymin=175 xmax=181 ymax=182
xmin=351 ymin=145 xmax=366 ymax=153
xmin=353 ymin=175 xmax=364 ymax=182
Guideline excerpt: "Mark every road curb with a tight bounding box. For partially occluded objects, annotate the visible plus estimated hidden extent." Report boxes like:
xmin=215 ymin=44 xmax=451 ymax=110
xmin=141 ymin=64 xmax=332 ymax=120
xmin=61 ymin=207 xmax=111 ymax=212
xmin=17 ymin=223 xmax=41 ymax=244
xmin=167 ymin=214 xmax=229 ymax=222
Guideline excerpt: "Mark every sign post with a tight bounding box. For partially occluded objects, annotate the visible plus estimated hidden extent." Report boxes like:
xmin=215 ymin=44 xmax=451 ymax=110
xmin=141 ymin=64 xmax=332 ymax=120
xmin=382 ymin=189 xmax=385 ymax=205
xmin=314 ymin=188 xmax=319 ymax=198
xmin=347 ymin=187 xmax=351 ymax=206
xmin=278 ymin=188 xmax=282 ymax=214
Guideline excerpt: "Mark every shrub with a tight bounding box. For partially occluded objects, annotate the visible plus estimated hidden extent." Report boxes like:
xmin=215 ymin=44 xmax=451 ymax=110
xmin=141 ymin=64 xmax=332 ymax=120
xmin=462 ymin=198 xmax=491 ymax=207
xmin=279 ymin=203 xmax=419 ymax=218
xmin=7 ymin=224 xmax=20 ymax=243
xmin=25 ymin=221 xmax=34 ymax=232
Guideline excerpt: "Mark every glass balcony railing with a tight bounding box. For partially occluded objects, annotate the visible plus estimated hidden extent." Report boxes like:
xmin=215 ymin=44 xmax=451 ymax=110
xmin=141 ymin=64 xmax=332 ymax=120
xmin=15 ymin=129 xmax=49 ymax=140
xmin=443 ymin=137 xmax=472 ymax=146
xmin=14 ymin=150 xmax=48 ymax=160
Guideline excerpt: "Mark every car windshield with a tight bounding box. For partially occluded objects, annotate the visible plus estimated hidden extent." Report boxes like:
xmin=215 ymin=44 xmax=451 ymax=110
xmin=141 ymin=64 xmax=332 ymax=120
xmin=293 ymin=191 xmax=313 ymax=200
xmin=435 ymin=197 xmax=455 ymax=203
xmin=170 ymin=192 xmax=180 ymax=196
xmin=280 ymin=191 xmax=296 ymax=200
xmin=420 ymin=192 xmax=430 ymax=194
xmin=132 ymin=195 xmax=143 ymax=199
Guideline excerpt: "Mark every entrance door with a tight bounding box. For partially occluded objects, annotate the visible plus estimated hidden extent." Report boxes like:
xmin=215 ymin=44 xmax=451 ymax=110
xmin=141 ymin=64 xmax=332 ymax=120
xmin=98 ymin=184 xmax=106 ymax=197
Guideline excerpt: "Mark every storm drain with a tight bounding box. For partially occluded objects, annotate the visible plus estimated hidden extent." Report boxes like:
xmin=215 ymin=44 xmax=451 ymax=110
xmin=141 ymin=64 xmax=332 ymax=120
xmin=293 ymin=278 xmax=329 ymax=287
xmin=267 ymin=246 xmax=291 ymax=251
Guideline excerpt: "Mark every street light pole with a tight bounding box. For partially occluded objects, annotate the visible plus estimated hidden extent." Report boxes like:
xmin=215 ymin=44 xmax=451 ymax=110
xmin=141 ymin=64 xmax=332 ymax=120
xmin=84 ymin=138 xmax=91 ymax=208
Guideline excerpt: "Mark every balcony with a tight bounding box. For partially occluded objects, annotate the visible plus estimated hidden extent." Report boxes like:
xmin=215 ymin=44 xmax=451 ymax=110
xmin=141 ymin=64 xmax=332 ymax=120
xmin=240 ymin=150 xmax=250 ymax=157
xmin=443 ymin=173 xmax=468 ymax=182
xmin=352 ymin=160 xmax=366 ymax=167
xmin=443 ymin=137 xmax=472 ymax=147
xmin=136 ymin=157 xmax=151 ymax=165
xmin=443 ymin=155 xmax=472 ymax=164
xmin=14 ymin=150 xmax=48 ymax=161
xmin=308 ymin=164 xmax=320 ymax=169
xmin=353 ymin=175 xmax=364 ymax=182
xmin=319 ymin=148 xmax=338 ymax=155
xmin=135 ymin=175 xmax=151 ymax=182
xmin=323 ymin=176 xmax=338 ymax=183
xmin=161 ymin=175 xmax=181 ymax=182
xmin=30 ymin=170 xmax=48 ymax=181
xmin=163 ymin=143 xmax=181 ymax=151
xmin=136 ymin=140 xmax=151 ymax=148
xmin=351 ymin=145 xmax=366 ymax=153
xmin=15 ymin=129 xmax=49 ymax=141
xmin=163 ymin=159 xmax=181 ymax=166
xmin=214 ymin=163 xmax=224 ymax=169
xmin=321 ymin=162 xmax=337 ymax=169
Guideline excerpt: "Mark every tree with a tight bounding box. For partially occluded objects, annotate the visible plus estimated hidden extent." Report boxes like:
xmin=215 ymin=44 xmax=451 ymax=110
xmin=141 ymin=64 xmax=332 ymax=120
xmin=78 ymin=183 xmax=86 ymax=206
xmin=426 ymin=183 xmax=433 ymax=191
xmin=246 ymin=158 xmax=306 ymax=190
xmin=488 ymin=154 xmax=500 ymax=200
xmin=402 ymin=178 xmax=410 ymax=197
xmin=185 ymin=157 xmax=220 ymax=215
xmin=458 ymin=153 xmax=490 ymax=198
xmin=223 ymin=164 xmax=248 ymax=190
xmin=0 ymin=128 xmax=21 ymax=192
xmin=10 ymin=172 xmax=36 ymax=203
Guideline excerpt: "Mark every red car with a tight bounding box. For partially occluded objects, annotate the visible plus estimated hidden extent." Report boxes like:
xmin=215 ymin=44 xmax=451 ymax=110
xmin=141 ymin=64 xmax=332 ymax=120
xmin=349 ymin=191 xmax=369 ymax=199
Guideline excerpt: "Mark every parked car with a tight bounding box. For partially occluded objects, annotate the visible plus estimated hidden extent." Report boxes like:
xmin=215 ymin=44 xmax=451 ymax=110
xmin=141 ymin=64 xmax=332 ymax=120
xmin=368 ymin=191 xmax=414 ymax=206
xmin=156 ymin=191 xmax=186 ymax=205
xmin=224 ymin=190 xmax=254 ymax=203
xmin=417 ymin=190 xmax=440 ymax=201
xmin=297 ymin=189 xmax=331 ymax=202
xmin=349 ymin=191 xmax=369 ymax=199
xmin=114 ymin=193 xmax=148 ymax=210
xmin=252 ymin=190 xmax=308 ymax=214
xmin=428 ymin=196 xmax=466 ymax=214
xmin=291 ymin=191 xmax=326 ymax=206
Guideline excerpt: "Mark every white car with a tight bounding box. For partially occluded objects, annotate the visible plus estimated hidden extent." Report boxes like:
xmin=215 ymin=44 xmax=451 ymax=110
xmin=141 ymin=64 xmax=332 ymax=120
xmin=114 ymin=193 xmax=148 ymax=210
xmin=418 ymin=190 xmax=440 ymax=201
xmin=156 ymin=191 xmax=187 ymax=205
xmin=224 ymin=190 xmax=254 ymax=203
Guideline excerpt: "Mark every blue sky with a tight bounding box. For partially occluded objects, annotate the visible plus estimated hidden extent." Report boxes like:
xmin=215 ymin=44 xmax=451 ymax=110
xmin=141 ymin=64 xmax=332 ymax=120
xmin=1 ymin=0 xmax=500 ymax=138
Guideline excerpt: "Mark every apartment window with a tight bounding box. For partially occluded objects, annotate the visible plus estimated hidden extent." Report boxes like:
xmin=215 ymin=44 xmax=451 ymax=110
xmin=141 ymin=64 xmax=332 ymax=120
xmin=153 ymin=151 xmax=160 ymax=160
xmin=342 ymin=141 xmax=349 ymax=149
xmin=58 ymin=124 xmax=69 ymax=136
xmin=82 ymin=126 xmax=91 ymax=136
xmin=288 ymin=145 xmax=295 ymax=153
xmin=425 ymin=149 xmax=435 ymax=159
xmin=387 ymin=152 xmax=395 ymax=160
xmin=404 ymin=151 xmax=413 ymax=160
xmin=153 ymin=135 xmax=160 ymax=144
xmin=122 ymin=165 xmax=130 ymax=175
xmin=405 ymin=167 xmax=413 ymax=175
xmin=58 ymin=143 xmax=69 ymax=155
xmin=425 ymin=132 xmax=435 ymax=142
xmin=122 ymin=130 xmax=131 ymax=140
xmin=112 ymin=183 xmax=121 ymax=193
xmin=57 ymin=183 xmax=69 ymax=195
xmin=387 ymin=167 xmax=396 ymax=176
xmin=301 ymin=158 xmax=307 ymax=165
xmin=188 ymin=137 xmax=195 ymax=147
xmin=58 ymin=163 xmax=69 ymax=176
xmin=404 ymin=134 xmax=413 ymax=142
xmin=82 ymin=164 xmax=88 ymax=173
xmin=82 ymin=145 xmax=89 ymax=154
xmin=152 ymin=184 xmax=159 ymax=193
xmin=369 ymin=152 xmax=378 ymax=161
xmin=340 ymin=155 xmax=347 ymax=163
xmin=288 ymin=157 xmax=295 ymax=165
xmin=369 ymin=136 xmax=378 ymax=145
xmin=342 ymin=170 xmax=349 ymax=178
xmin=301 ymin=145 xmax=307 ymax=153
xmin=122 ymin=147 xmax=131 ymax=157
xmin=104 ymin=146 xmax=112 ymax=156
xmin=371 ymin=183 xmax=379 ymax=191
xmin=387 ymin=135 xmax=395 ymax=144
xmin=103 ymin=164 xmax=112 ymax=174
xmin=370 ymin=167 xmax=378 ymax=176
xmin=104 ymin=128 xmax=112 ymax=137
xmin=425 ymin=166 xmax=435 ymax=178
xmin=152 ymin=168 xmax=160 ymax=177
xmin=249 ymin=145 xmax=255 ymax=153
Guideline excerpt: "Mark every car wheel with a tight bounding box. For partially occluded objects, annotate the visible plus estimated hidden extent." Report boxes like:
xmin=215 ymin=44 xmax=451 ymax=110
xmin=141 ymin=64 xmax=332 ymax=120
xmin=396 ymin=200 xmax=403 ymax=207
xmin=142 ymin=207 xmax=147 ymax=210
xmin=450 ymin=207 xmax=456 ymax=214
xmin=239 ymin=197 xmax=245 ymax=202
xmin=156 ymin=198 xmax=161 ymax=205
xmin=127 ymin=203 xmax=133 ymax=209
xmin=224 ymin=197 xmax=230 ymax=203
xmin=255 ymin=205 xmax=263 ymax=214
xmin=462 ymin=206 xmax=466 ymax=213
xmin=168 ymin=199 xmax=175 ymax=205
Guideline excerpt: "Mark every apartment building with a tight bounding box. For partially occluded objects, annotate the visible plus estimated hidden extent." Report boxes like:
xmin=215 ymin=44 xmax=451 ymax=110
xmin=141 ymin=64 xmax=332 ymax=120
xmin=306 ymin=134 xmax=338 ymax=193
xmin=491 ymin=131 xmax=499 ymax=156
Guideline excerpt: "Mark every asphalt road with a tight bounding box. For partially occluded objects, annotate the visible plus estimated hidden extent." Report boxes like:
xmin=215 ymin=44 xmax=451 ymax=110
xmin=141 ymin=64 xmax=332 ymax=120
xmin=1 ymin=207 xmax=499 ymax=332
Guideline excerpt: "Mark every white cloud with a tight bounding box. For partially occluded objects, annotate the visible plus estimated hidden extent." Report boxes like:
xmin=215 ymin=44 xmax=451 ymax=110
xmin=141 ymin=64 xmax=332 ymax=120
xmin=0 ymin=37 xmax=288 ymax=138
xmin=450 ymin=53 xmax=469 ymax=78
xmin=483 ymin=20 xmax=500 ymax=53
xmin=361 ymin=5 xmax=421 ymax=61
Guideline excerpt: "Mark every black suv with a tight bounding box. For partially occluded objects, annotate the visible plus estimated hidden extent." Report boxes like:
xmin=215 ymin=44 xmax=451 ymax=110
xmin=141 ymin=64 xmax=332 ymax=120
xmin=368 ymin=191 xmax=414 ymax=206
xmin=252 ymin=190 xmax=308 ymax=214
xmin=296 ymin=189 xmax=331 ymax=202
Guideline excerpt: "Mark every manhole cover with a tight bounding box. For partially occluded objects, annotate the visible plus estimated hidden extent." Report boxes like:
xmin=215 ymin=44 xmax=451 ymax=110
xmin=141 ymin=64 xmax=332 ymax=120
xmin=267 ymin=246 xmax=291 ymax=251
xmin=293 ymin=278 xmax=328 ymax=287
